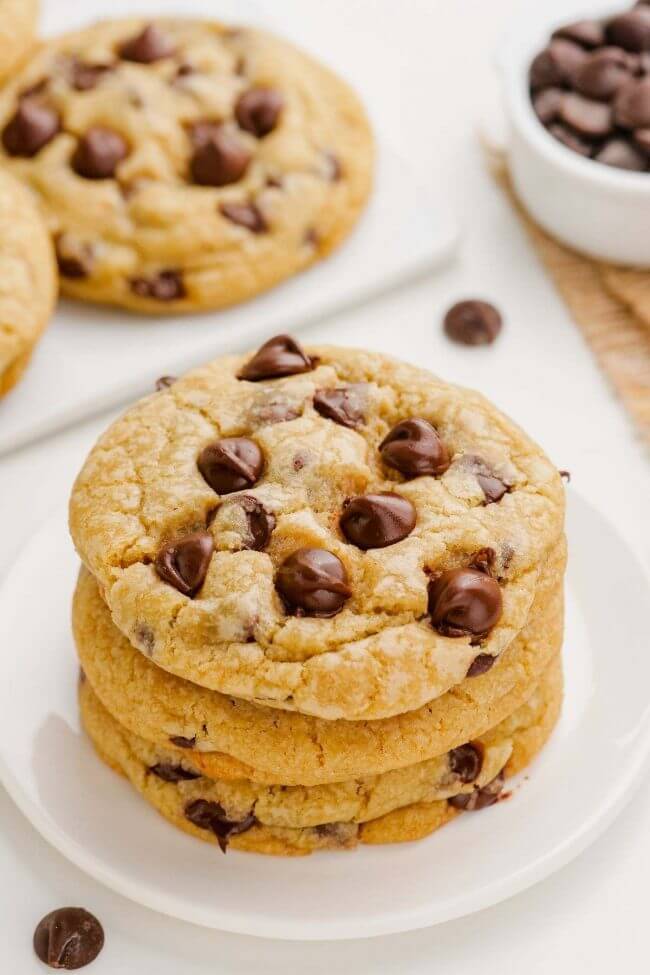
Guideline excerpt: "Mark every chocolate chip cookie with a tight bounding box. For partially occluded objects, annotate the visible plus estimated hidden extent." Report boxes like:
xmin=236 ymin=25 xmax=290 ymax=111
xmin=70 ymin=339 xmax=566 ymax=721
xmin=79 ymin=655 xmax=562 ymax=854
xmin=0 ymin=19 xmax=373 ymax=312
xmin=0 ymin=167 xmax=57 ymax=398
xmin=0 ymin=0 xmax=38 ymax=84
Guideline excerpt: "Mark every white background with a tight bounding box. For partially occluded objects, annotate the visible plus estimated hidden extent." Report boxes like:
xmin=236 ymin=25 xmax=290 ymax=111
xmin=1 ymin=0 xmax=648 ymax=970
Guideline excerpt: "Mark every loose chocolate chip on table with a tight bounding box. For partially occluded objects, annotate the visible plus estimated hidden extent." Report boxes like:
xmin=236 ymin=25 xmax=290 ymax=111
xmin=150 ymin=762 xmax=201 ymax=782
xmin=190 ymin=124 xmax=251 ymax=186
xmin=574 ymin=47 xmax=631 ymax=100
xmin=169 ymin=735 xmax=196 ymax=748
xmin=547 ymin=122 xmax=594 ymax=156
xmin=466 ymin=653 xmax=496 ymax=678
xmin=313 ymin=384 xmax=367 ymax=428
xmin=185 ymin=799 xmax=256 ymax=852
xmin=276 ymin=548 xmax=351 ymax=617
xmin=449 ymin=742 xmax=484 ymax=783
xmin=533 ymin=87 xmax=564 ymax=124
xmin=219 ymin=201 xmax=267 ymax=233
xmin=607 ymin=8 xmax=650 ymax=53
xmin=428 ymin=567 xmax=503 ymax=639
xmin=595 ymin=137 xmax=647 ymax=169
xmin=235 ymin=88 xmax=284 ymax=137
xmin=198 ymin=438 xmax=264 ymax=494
xmin=530 ymin=39 xmax=587 ymax=91
xmin=448 ymin=772 xmax=505 ymax=811
xmin=155 ymin=375 xmax=177 ymax=391
xmin=614 ymin=76 xmax=650 ymax=127
xmin=72 ymin=127 xmax=129 ymax=179
xmin=155 ymin=530 xmax=214 ymax=596
xmin=553 ymin=20 xmax=605 ymax=49
xmin=33 ymin=907 xmax=104 ymax=970
xmin=130 ymin=270 xmax=186 ymax=301
xmin=68 ymin=59 xmax=113 ymax=91
xmin=380 ymin=418 xmax=450 ymax=478
xmin=559 ymin=92 xmax=613 ymax=137
xmin=238 ymin=334 xmax=314 ymax=381
xmin=230 ymin=495 xmax=276 ymax=550
xmin=2 ymin=100 xmax=59 ymax=157
xmin=444 ymin=300 xmax=502 ymax=346
xmin=55 ymin=236 xmax=95 ymax=279
xmin=118 ymin=24 xmax=176 ymax=63
xmin=340 ymin=493 xmax=416 ymax=549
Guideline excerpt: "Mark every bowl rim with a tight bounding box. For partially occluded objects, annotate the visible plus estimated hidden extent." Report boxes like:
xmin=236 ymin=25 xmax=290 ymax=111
xmin=498 ymin=0 xmax=650 ymax=194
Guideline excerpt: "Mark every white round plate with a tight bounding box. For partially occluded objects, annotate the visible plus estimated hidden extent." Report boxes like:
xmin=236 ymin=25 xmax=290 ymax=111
xmin=0 ymin=492 xmax=648 ymax=941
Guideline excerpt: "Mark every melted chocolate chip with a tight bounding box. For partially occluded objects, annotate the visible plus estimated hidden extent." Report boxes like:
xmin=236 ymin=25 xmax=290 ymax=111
xmin=72 ymin=127 xmax=129 ymax=179
xmin=460 ymin=455 xmax=509 ymax=505
xmin=444 ymin=300 xmax=503 ymax=346
xmin=118 ymin=24 xmax=176 ymax=63
xmin=469 ymin=547 xmax=497 ymax=576
xmin=252 ymin=397 xmax=302 ymax=425
xmin=55 ymin=235 xmax=95 ymax=279
xmin=313 ymin=384 xmax=367 ymax=428
xmin=235 ymin=87 xmax=284 ymax=137
xmin=276 ymin=548 xmax=351 ymax=617
xmin=340 ymin=493 xmax=416 ymax=550
xmin=238 ymin=334 xmax=314 ymax=381
xmin=169 ymin=735 xmax=196 ymax=749
xmin=190 ymin=124 xmax=251 ymax=186
xmin=380 ymin=418 xmax=450 ymax=478
xmin=449 ymin=742 xmax=484 ymax=783
xmin=155 ymin=375 xmax=177 ymax=391
xmin=155 ymin=531 xmax=214 ymax=596
xmin=466 ymin=653 xmax=496 ymax=678
xmin=2 ymin=100 xmax=60 ymax=157
xmin=448 ymin=772 xmax=505 ymax=811
xmin=198 ymin=438 xmax=264 ymax=494
xmin=219 ymin=201 xmax=267 ymax=232
xmin=428 ymin=568 xmax=502 ymax=639
xmin=185 ymin=799 xmax=256 ymax=852
xmin=150 ymin=762 xmax=201 ymax=782
xmin=230 ymin=495 xmax=276 ymax=550
xmin=33 ymin=908 xmax=104 ymax=970
xmin=69 ymin=59 xmax=113 ymax=91
xmin=130 ymin=270 xmax=186 ymax=301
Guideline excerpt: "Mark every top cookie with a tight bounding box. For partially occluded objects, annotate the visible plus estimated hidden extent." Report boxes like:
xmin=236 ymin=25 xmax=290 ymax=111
xmin=0 ymin=0 xmax=38 ymax=84
xmin=0 ymin=18 xmax=373 ymax=313
xmin=70 ymin=338 xmax=565 ymax=720
xmin=0 ymin=167 xmax=57 ymax=398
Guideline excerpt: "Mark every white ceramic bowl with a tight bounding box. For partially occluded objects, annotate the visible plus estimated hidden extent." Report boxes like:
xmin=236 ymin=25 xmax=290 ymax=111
xmin=499 ymin=0 xmax=650 ymax=266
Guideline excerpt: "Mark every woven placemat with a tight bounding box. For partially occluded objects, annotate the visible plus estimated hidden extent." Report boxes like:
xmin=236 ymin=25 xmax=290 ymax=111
xmin=488 ymin=150 xmax=650 ymax=447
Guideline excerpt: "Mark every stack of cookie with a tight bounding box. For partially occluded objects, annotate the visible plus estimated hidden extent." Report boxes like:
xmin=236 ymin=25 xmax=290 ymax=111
xmin=70 ymin=336 xmax=566 ymax=855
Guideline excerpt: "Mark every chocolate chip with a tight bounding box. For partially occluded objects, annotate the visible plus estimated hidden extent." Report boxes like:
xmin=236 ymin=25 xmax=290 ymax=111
xmin=547 ymin=122 xmax=594 ymax=156
xmin=2 ymin=100 xmax=59 ymax=157
xmin=68 ymin=59 xmax=113 ymax=91
xmin=238 ymin=334 xmax=314 ymax=381
xmin=72 ymin=127 xmax=129 ymax=179
xmin=134 ymin=623 xmax=154 ymax=655
xmin=533 ymin=87 xmax=564 ymax=124
xmin=559 ymin=92 xmax=613 ymax=136
xmin=33 ymin=908 xmax=104 ymax=970
xmin=594 ymin=136 xmax=647 ymax=169
xmin=169 ymin=735 xmax=196 ymax=749
xmin=252 ymin=397 xmax=302 ymax=425
xmin=469 ymin=546 xmax=497 ymax=575
xmin=55 ymin=235 xmax=94 ymax=279
xmin=118 ymin=24 xmax=176 ymax=63
xmin=614 ymin=77 xmax=650 ymax=127
xmin=190 ymin=124 xmax=251 ymax=186
xmin=460 ymin=455 xmax=510 ymax=504
xmin=219 ymin=201 xmax=267 ymax=232
xmin=230 ymin=495 xmax=276 ymax=550
xmin=559 ymin=469 xmax=571 ymax=482
xmin=235 ymin=87 xmax=284 ymax=137
xmin=293 ymin=451 xmax=308 ymax=471
xmin=322 ymin=150 xmax=343 ymax=181
xmin=553 ymin=20 xmax=605 ymax=49
xmin=185 ymin=799 xmax=256 ymax=852
xmin=428 ymin=567 xmax=502 ymax=639
xmin=449 ymin=742 xmax=484 ymax=783
xmin=443 ymin=300 xmax=502 ymax=346
xmin=380 ymin=418 xmax=450 ymax=478
xmin=150 ymin=763 xmax=201 ymax=782
xmin=634 ymin=126 xmax=650 ymax=153
xmin=448 ymin=772 xmax=505 ymax=810
xmin=155 ymin=375 xmax=177 ymax=391
xmin=276 ymin=548 xmax=351 ymax=617
xmin=466 ymin=653 xmax=495 ymax=678
xmin=340 ymin=493 xmax=416 ymax=549
xmin=198 ymin=438 xmax=264 ymax=494
xmin=530 ymin=39 xmax=587 ymax=90
xmin=155 ymin=531 xmax=214 ymax=596
xmin=313 ymin=384 xmax=367 ymax=428
xmin=574 ymin=47 xmax=631 ymax=100
xmin=607 ymin=9 xmax=650 ymax=53
xmin=130 ymin=270 xmax=186 ymax=301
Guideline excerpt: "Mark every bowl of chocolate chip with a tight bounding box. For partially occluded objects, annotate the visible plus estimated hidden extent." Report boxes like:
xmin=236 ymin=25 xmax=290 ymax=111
xmin=500 ymin=1 xmax=650 ymax=265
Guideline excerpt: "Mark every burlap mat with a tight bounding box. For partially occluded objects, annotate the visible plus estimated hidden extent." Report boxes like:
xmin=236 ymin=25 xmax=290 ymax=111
xmin=488 ymin=149 xmax=650 ymax=447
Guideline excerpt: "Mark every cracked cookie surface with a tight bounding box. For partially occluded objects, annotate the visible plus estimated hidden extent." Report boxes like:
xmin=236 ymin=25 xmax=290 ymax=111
xmin=0 ymin=0 xmax=38 ymax=84
xmin=0 ymin=167 xmax=57 ymax=398
xmin=80 ymin=655 xmax=562 ymax=854
xmin=70 ymin=342 xmax=565 ymax=720
xmin=0 ymin=18 xmax=373 ymax=313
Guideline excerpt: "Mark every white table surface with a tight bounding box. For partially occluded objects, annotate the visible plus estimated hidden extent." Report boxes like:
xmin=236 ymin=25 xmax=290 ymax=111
xmin=1 ymin=0 xmax=648 ymax=970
